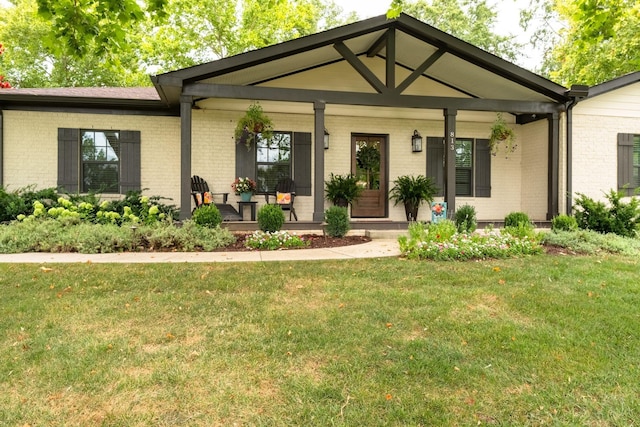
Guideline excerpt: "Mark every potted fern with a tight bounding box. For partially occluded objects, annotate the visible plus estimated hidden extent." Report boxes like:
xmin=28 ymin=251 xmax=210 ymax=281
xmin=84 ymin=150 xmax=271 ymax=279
xmin=389 ymin=175 xmax=438 ymax=221
xmin=324 ymin=173 xmax=363 ymax=207
xmin=234 ymin=102 xmax=274 ymax=149
xmin=489 ymin=112 xmax=516 ymax=156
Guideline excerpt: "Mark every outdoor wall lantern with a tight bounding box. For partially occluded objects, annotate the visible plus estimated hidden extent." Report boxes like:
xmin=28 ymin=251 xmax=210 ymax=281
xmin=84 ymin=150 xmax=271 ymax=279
xmin=411 ymin=130 xmax=423 ymax=152
xmin=324 ymin=128 xmax=330 ymax=149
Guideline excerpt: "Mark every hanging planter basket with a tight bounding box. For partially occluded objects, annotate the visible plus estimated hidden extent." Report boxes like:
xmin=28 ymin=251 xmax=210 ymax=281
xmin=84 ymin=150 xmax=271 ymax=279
xmin=234 ymin=102 xmax=274 ymax=149
xmin=489 ymin=113 xmax=517 ymax=157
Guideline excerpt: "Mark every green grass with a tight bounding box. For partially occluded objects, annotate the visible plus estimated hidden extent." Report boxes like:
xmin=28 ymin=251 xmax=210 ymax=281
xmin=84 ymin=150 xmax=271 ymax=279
xmin=2 ymin=254 xmax=640 ymax=425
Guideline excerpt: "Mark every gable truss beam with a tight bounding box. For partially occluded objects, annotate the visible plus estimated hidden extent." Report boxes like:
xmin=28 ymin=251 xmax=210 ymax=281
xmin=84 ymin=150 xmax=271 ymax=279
xmin=366 ymin=30 xmax=388 ymax=58
xmin=334 ymin=41 xmax=389 ymax=94
xmin=396 ymin=49 xmax=445 ymax=94
xmin=183 ymin=82 xmax=563 ymax=114
xmin=386 ymin=28 xmax=396 ymax=90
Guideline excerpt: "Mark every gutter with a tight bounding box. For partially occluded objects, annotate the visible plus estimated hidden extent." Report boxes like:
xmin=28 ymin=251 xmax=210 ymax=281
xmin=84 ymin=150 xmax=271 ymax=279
xmin=564 ymin=85 xmax=589 ymax=215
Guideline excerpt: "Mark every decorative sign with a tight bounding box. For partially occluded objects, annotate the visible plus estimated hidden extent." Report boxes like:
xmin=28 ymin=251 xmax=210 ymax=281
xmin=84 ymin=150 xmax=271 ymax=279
xmin=431 ymin=202 xmax=447 ymax=223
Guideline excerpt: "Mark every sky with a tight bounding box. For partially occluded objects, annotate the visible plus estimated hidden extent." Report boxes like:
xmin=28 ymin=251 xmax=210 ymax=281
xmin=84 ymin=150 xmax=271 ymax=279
xmin=331 ymin=0 xmax=541 ymax=70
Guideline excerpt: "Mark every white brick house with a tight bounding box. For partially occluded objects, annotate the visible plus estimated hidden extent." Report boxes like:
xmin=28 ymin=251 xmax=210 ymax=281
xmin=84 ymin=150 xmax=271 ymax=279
xmin=0 ymin=14 xmax=637 ymax=223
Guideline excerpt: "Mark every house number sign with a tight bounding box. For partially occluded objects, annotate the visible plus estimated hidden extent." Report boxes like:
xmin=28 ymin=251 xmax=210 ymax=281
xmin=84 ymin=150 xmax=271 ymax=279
xmin=449 ymin=131 xmax=455 ymax=151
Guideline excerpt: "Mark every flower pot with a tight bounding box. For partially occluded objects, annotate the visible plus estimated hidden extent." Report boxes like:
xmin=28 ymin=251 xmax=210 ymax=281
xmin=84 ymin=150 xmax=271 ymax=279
xmin=240 ymin=192 xmax=253 ymax=202
xmin=404 ymin=203 xmax=419 ymax=221
xmin=334 ymin=198 xmax=348 ymax=208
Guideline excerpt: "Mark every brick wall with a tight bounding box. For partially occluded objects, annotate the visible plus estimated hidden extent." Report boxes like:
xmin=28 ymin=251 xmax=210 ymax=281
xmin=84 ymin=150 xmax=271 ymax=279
xmin=572 ymin=83 xmax=640 ymax=203
xmin=2 ymin=110 xmax=181 ymax=204
xmin=3 ymin=108 xmax=555 ymax=221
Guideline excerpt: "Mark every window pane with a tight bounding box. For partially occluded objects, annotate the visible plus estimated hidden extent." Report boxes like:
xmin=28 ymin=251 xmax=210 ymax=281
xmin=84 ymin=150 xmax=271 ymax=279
xmin=455 ymin=140 xmax=472 ymax=167
xmin=456 ymin=169 xmax=472 ymax=196
xmin=83 ymin=163 xmax=119 ymax=192
xmin=355 ymin=138 xmax=381 ymax=190
xmin=455 ymin=139 xmax=473 ymax=196
xmin=81 ymin=130 xmax=120 ymax=193
xmin=257 ymin=162 xmax=290 ymax=193
xmin=257 ymin=133 xmax=291 ymax=163
xmin=256 ymin=132 xmax=291 ymax=193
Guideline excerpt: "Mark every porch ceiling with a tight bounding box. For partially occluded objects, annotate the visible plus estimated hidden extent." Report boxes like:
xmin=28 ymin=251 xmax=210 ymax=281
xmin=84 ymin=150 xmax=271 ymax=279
xmin=153 ymin=13 xmax=569 ymax=110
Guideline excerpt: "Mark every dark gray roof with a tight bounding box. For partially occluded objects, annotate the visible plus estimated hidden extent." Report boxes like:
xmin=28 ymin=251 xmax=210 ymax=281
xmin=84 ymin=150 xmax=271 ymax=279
xmin=0 ymin=86 xmax=173 ymax=114
xmin=152 ymin=13 xmax=570 ymax=108
xmin=0 ymin=87 xmax=159 ymax=100
xmin=586 ymin=72 xmax=640 ymax=98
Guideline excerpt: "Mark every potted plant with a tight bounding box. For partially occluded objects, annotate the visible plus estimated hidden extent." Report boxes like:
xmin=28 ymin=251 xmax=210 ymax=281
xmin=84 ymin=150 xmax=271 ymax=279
xmin=389 ymin=175 xmax=438 ymax=221
xmin=324 ymin=173 xmax=363 ymax=207
xmin=234 ymin=102 xmax=274 ymax=149
xmin=232 ymin=176 xmax=257 ymax=201
xmin=489 ymin=112 xmax=517 ymax=156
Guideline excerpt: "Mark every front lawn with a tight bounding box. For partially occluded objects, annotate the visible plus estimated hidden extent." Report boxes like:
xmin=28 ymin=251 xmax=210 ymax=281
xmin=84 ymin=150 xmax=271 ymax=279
xmin=2 ymin=254 xmax=639 ymax=425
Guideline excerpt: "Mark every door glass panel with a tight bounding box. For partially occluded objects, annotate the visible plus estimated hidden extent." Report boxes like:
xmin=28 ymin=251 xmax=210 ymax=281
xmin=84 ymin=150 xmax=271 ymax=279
xmin=355 ymin=138 xmax=381 ymax=190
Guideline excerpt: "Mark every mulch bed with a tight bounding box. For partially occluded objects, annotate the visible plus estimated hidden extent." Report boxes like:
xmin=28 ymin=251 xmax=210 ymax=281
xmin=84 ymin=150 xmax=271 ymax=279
xmin=219 ymin=234 xmax=372 ymax=251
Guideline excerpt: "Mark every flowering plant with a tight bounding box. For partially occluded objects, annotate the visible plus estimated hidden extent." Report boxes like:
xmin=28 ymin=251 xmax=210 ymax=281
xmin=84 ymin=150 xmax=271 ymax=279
xmin=231 ymin=177 xmax=257 ymax=194
xmin=0 ymin=43 xmax=12 ymax=89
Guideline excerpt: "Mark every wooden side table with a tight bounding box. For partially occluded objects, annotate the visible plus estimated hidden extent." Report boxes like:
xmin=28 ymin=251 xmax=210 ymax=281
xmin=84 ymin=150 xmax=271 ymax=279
xmin=237 ymin=201 xmax=257 ymax=221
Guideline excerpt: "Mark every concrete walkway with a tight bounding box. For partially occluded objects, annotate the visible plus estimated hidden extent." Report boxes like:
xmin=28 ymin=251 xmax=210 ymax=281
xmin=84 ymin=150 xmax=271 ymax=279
xmin=0 ymin=239 xmax=401 ymax=263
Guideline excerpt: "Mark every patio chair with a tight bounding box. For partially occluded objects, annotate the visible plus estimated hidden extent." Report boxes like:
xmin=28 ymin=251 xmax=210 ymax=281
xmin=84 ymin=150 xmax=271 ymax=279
xmin=190 ymin=175 xmax=242 ymax=221
xmin=265 ymin=177 xmax=298 ymax=221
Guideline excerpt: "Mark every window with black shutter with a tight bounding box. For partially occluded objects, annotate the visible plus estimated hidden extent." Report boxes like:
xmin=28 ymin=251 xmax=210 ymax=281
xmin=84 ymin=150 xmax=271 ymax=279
xmin=58 ymin=128 xmax=140 ymax=194
xmin=426 ymin=137 xmax=491 ymax=198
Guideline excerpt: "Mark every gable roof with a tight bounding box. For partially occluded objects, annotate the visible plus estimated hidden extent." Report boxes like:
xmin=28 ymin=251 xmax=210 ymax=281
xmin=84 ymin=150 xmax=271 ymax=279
xmin=586 ymin=71 xmax=640 ymax=98
xmin=152 ymin=13 xmax=569 ymax=109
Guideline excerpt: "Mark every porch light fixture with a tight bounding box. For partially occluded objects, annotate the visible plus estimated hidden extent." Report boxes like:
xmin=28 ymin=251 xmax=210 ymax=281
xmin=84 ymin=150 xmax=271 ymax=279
xmin=411 ymin=130 xmax=423 ymax=152
xmin=324 ymin=128 xmax=330 ymax=149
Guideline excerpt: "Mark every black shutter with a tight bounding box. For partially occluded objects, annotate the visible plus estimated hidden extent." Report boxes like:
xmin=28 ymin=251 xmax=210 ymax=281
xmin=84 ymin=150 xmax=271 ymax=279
xmin=475 ymin=139 xmax=491 ymax=197
xmin=120 ymin=131 xmax=141 ymax=193
xmin=618 ymin=133 xmax=635 ymax=196
xmin=293 ymin=132 xmax=312 ymax=196
xmin=235 ymin=140 xmax=256 ymax=182
xmin=57 ymin=128 xmax=79 ymax=193
xmin=426 ymin=137 xmax=444 ymax=197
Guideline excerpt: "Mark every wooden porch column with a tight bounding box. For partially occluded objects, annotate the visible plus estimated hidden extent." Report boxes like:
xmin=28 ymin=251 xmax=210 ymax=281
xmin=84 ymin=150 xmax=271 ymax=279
xmin=313 ymin=101 xmax=326 ymax=222
xmin=547 ymin=112 xmax=560 ymax=220
xmin=444 ymin=109 xmax=457 ymax=218
xmin=179 ymin=96 xmax=193 ymax=220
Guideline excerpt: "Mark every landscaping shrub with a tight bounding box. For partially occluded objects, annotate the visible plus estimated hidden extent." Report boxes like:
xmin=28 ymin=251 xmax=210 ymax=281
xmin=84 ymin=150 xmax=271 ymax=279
xmin=0 ymin=219 xmax=235 ymax=253
xmin=454 ymin=204 xmax=477 ymax=233
xmin=257 ymin=204 xmax=285 ymax=232
xmin=324 ymin=206 xmax=350 ymax=237
xmin=542 ymin=229 xmax=640 ymax=256
xmin=504 ymin=211 xmax=531 ymax=228
xmin=573 ymin=190 xmax=640 ymax=237
xmin=191 ymin=204 xmax=222 ymax=228
xmin=244 ymin=230 xmax=308 ymax=250
xmin=102 ymin=190 xmax=178 ymax=223
xmin=0 ymin=186 xmax=59 ymax=222
xmin=551 ymin=214 xmax=578 ymax=232
xmin=398 ymin=220 xmax=542 ymax=260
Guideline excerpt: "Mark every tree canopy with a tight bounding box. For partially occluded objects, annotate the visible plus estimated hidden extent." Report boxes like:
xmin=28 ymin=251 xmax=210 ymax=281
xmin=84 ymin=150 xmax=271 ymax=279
xmin=1 ymin=0 xmax=638 ymax=89
xmin=0 ymin=0 xmax=353 ymax=88
xmin=401 ymin=0 xmax=521 ymax=61
xmin=545 ymin=0 xmax=640 ymax=85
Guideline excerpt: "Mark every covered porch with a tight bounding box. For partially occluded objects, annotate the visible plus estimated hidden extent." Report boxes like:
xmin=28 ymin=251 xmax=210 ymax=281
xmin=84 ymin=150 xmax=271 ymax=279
xmin=151 ymin=13 xmax=573 ymax=223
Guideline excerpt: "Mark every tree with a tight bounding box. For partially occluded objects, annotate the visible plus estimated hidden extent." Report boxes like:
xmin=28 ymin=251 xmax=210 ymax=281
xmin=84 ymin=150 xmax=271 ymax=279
xmin=138 ymin=0 xmax=352 ymax=74
xmin=387 ymin=0 xmax=522 ymax=61
xmin=35 ymin=0 xmax=168 ymax=57
xmin=0 ymin=42 xmax=11 ymax=88
xmin=1 ymin=0 xmax=352 ymax=86
xmin=0 ymin=0 xmax=150 ymax=87
xmin=545 ymin=0 xmax=640 ymax=85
